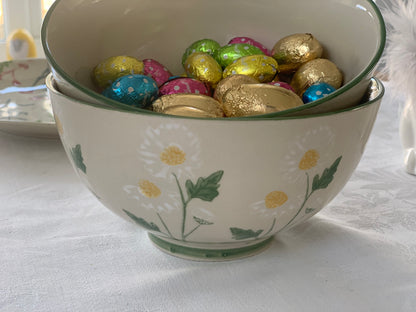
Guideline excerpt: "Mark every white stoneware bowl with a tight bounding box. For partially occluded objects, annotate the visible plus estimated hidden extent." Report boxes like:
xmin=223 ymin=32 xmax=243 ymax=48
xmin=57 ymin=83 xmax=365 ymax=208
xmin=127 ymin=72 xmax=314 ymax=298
xmin=46 ymin=73 xmax=384 ymax=260
xmin=41 ymin=0 xmax=385 ymax=117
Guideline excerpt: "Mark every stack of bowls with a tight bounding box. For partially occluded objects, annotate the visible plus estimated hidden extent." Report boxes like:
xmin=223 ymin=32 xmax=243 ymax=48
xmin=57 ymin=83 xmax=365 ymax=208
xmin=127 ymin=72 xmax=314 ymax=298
xmin=42 ymin=0 xmax=386 ymax=260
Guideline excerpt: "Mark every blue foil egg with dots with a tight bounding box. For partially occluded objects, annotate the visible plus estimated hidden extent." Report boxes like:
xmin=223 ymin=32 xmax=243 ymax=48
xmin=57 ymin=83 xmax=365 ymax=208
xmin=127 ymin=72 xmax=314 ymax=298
xmin=302 ymin=82 xmax=336 ymax=104
xmin=102 ymin=74 xmax=159 ymax=108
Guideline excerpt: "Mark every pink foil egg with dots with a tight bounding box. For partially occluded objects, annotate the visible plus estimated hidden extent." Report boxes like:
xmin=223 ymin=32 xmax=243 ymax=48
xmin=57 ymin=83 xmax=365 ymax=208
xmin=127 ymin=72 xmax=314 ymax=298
xmin=159 ymin=77 xmax=211 ymax=96
xmin=143 ymin=59 xmax=172 ymax=87
xmin=267 ymin=81 xmax=296 ymax=93
xmin=228 ymin=37 xmax=271 ymax=56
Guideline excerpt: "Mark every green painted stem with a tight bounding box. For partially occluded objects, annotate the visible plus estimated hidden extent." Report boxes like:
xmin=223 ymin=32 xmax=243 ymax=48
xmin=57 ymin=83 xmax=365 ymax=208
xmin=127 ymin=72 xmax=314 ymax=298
xmin=279 ymin=172 xmax=314 ymax=232
xmin=156 ymin=212 xmax=173 ymax=238
xmin=184 ymin=224 xmax=201 ymax=239
xmin=173 ymin=173 xmax=191 ymax=240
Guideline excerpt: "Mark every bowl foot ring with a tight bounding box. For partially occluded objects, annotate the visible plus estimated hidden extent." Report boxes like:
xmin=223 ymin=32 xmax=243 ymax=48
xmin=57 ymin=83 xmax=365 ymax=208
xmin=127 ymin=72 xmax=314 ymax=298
xmin=148 ymin=233 xmax=273 ymax=261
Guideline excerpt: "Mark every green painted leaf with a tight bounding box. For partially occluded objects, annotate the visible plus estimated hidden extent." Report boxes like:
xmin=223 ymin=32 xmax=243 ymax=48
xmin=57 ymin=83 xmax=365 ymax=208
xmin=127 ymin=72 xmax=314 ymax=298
xmin=312 ymin=156 xmax=342 ymax=191
xmin=185 ymin=179 xmax=195 ymax=199
xmin=70 ymin=144 xmax=87 ymax=174
xmin=123 ymin=209 xmax=160 ymax=232
xmin=305 ymin=208 xmax=315 ymax=214
xmin=230 ymin=227 xmax=263 ymax=240
xmin=193 ymin=216 xmax=214 ymax=225
xmin=186 ymin=170 xmax=224 ymax=202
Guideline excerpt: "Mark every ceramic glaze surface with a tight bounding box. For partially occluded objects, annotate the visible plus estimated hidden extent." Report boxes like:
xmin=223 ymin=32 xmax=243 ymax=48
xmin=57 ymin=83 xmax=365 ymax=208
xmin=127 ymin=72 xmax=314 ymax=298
xmin=47 ymin=74 xmax=384 ymax=260
xmin=42 ymin=0 xmax=385 ymax=117
xmin=0 ymin=59 xmax=57 ymax=138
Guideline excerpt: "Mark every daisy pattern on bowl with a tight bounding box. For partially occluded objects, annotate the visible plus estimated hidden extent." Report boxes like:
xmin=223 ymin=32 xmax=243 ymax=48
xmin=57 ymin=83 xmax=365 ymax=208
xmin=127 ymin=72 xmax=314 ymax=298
xmin=234 ymin=127 xmax=343 ymax=240
xmin=277 ymin=149 xmax=342 ymax=232
xmin=251 ymin=190 xmax=289 ymax=218
xmin=123 ymin=177 xmax=181 ymax=238
xmin=123 ymin=122 xmax=225 ymax=242
xmin=246 ymin=190 xmax=293 ymax=238
xmin=138 ymin=123 xmax=201 ymax=181
xmin=124 ymin=178 xmax=180 ymax=214
xmin=282 ymin=125 xmax=337 ymax=183
xmin=123 ymin=169 xmax=225 ymax=241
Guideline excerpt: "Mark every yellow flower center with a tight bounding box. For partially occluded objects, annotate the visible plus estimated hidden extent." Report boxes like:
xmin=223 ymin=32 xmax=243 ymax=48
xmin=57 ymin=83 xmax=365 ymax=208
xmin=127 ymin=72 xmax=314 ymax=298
xmin=265 ymin=191 xmax=288 ymax=209
xmin=138 ymin=180 xmax=161 ymax=198
xmin=299 ymin=149 xmax=320 ymax=170
xmin=160 ymin=145 xmax=186 ymax=166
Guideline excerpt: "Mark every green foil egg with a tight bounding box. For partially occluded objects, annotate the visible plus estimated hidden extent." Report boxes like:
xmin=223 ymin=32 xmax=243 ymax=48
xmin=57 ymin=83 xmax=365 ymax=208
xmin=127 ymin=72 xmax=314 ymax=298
xmin=213 ymin=43 xmax=265 ymax=68
xmin=223 ymin=55 xmax=278 ymax=83
xmin=182 ymin=39 xmax=221 ymax=66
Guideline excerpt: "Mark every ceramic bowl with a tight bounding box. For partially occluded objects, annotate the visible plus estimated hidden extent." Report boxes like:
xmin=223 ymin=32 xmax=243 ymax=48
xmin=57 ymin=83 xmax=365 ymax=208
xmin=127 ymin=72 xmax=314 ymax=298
xmin=42 ymin=0 xmax=385 ymax=117
xmin=46 ymin=72 xmax=384 ymax=260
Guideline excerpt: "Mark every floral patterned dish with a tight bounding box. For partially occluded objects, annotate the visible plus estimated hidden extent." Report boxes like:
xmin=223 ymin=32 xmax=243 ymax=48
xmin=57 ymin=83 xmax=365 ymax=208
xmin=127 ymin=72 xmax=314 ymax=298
xmin=47 ymin=74 xmax=384 ymax=261
xmin=0 ymin=58 xmax=58 ymax=138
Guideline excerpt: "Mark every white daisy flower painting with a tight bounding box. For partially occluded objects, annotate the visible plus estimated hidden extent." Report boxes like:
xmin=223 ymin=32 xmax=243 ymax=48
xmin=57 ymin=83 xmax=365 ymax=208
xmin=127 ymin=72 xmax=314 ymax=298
xmin=277 ymin=125 xmax=343 ymax=232
xmin=282 ymin=125 xmax=337 ymax=183
xmin=123 ymin=177 xmax=181 ymax=238
xmin=138 ymin=123 xmax=201 ymax=181
xmin=230 ymin=126 xmax=343 ymax=240
xmin=122 ymin=122 xmax=225 ymax=242
xmin=231 ymin=190 xmax=292 ymax=240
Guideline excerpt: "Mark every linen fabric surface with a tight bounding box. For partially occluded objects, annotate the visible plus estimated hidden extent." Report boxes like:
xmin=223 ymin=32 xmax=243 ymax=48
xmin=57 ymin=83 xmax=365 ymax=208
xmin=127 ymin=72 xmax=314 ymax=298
xmin=1 ymin=83 xmax=416 ymax=312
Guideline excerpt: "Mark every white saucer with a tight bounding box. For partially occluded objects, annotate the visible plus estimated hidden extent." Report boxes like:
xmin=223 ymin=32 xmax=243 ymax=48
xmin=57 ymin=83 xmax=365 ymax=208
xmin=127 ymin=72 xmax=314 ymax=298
xmin=0 ymin=58 xmax=58 ymax=139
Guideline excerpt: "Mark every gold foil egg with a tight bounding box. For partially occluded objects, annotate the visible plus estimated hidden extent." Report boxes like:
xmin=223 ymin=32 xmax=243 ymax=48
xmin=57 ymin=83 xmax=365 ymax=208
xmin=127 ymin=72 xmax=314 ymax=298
xmin=184 ymin=52 xmax=223 ymax=89
xmin=152 ymin=94 xmax=224 ymax=118
xmin=221 ymin=83 xmax=303 ymax=117
xmin=291 ymin=58 xmax=343 ymax=95
xmin=272 ymin=33 xmax=323 ymax=74
xmin=213 ymin=74 xmax=259 ymax=102
xmin=223 ymin=55 xmax=278 ymax=83
xmin=93 ymin=56 xmax=144 ymax=89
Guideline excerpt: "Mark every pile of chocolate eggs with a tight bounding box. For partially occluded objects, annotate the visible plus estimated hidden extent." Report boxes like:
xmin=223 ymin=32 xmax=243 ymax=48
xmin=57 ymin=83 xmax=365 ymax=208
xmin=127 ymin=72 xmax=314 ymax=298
xmin=92 ymin=33 xmax=343 ymax=118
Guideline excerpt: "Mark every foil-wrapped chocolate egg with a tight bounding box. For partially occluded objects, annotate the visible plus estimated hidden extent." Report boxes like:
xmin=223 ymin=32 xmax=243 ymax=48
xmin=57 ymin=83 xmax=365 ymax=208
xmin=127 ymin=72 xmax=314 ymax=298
xmin=167 ymin=74 xmax=187 ymax=81
xmin=159 ymin=77 xmax=210 ymax=96
xmin=302 ymin=82 xmax=336 ymax=103
xmin=102 ymin=74 xmax=158 ymax=108
xmin=182 ymin=39 xmax=221 ymax=66
xmin=184 ymin=52 xmax=223 ymax=88
xmin=152 ymin=94 xmax=224 ymax=118
xmin=143 ymin=59 xmax=172 ymax=87
xmin=267 ymin=81 xmax=295 ymax=93
xmin=223 ymin=55 xmax=278 ymax=83
xmin=221 ymin=83 xmax=303 ymax=117
xmin=272 ymin=33 xmax=323 ymax=74
xmin=291 ymin=58 xmax=343 ymax=95
xmin=213 ymin=74 xmax=258 ymax=101
xmin=228 ymin=37 xmax=271 ymax=55
xmin=93 ymin=56 xmax=144 ymax=89
xmin=213 ymin=43 xmax=264 ymax=68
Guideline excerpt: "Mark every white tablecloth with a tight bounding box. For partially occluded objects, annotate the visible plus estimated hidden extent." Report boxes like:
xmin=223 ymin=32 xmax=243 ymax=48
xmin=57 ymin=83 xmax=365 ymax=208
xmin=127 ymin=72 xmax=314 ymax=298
xmin=1 ymin=83 xmax=416 ymax=312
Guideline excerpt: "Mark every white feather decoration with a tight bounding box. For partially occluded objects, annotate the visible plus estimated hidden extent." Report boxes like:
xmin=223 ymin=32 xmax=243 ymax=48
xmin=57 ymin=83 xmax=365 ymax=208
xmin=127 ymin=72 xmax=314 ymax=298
xmin=378 ymin=0 xmax=416 ymax=98
xmin=379 ymin=0 xmax=416 ymax=175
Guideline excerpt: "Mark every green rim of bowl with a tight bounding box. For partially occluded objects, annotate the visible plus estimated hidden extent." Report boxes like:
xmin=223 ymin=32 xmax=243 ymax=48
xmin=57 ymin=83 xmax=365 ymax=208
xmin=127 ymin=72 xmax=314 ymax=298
xmin=148 ymin=233 xmax=274 ymax=261
xmin=42 ymin=0 xmax=386 ymax=120
xmin=46 ymin=73 xmax=384 ymax=121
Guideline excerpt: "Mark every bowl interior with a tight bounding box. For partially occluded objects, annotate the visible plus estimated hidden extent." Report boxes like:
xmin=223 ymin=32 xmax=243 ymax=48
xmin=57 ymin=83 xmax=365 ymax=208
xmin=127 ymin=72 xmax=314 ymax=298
xmin=42 ymin=0 xmax=385 ymax=117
